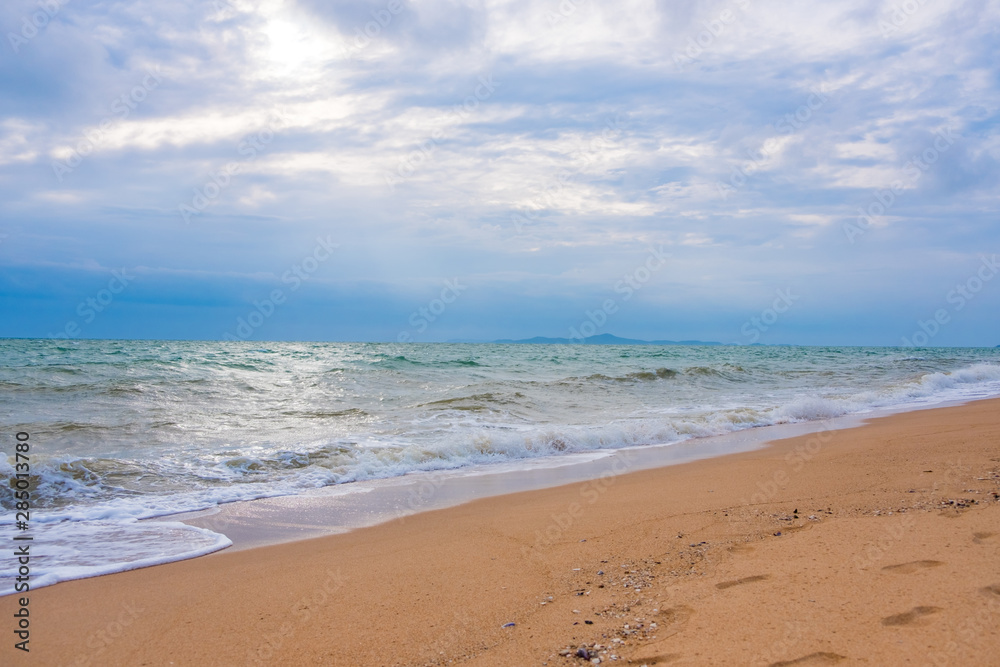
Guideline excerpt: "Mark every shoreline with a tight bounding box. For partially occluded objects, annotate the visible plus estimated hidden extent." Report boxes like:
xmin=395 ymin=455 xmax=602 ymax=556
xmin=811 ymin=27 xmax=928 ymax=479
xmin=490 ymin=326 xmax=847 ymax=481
xmin=5 ymin=398 xmax=1000 ymax=664
xmin=2 ymin=398 xmax=978 ymax=601
xmin=169 ymin=396 xmax=981 ymax=553
xmin=169 ymin=414 xmax=860 ymax=553
xmin=6 ymin=346 xmax=999 ymax=599
xmin=4 ymin=392 xmax=992 ymax=598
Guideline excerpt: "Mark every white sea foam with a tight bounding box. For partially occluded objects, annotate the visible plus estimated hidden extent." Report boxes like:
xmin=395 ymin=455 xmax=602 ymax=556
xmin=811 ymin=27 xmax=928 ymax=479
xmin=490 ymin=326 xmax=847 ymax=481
xmin=1 ymin=340 xmax=998 ymax=595
xmin=773 ymin=397 xmax=846 ymax=421
xmin=0 ymin=520 xmax=231 ymax=595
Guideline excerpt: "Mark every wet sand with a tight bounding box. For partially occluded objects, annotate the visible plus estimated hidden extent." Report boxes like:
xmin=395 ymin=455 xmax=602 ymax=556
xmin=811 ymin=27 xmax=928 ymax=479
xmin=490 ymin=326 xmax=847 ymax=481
xmin=5 ymin=399 xmax=1000 ymax=666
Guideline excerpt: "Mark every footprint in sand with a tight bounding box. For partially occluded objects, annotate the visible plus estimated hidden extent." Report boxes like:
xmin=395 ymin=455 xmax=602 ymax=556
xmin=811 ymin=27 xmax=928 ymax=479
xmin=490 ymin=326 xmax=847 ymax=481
xmin=881 ymin=560 xmax=943 ymax=574
xmin=637 ymin=653 xmax=682 ymax=664
xmin=769 ymin=652 xmax=846 ymax=666
xmin=716 ymin=574 xmax=770 ymax=590
xmin=980 ymin=584 xmax=1000 ymax=599
xmin=881 ymin=606 xmax=942 ymax=626
xmin=654 ymin=605 xmax=694 ymax=638
xmin=783 ymin=522 xmax=813 ymax=534
xmin=972 ymin=531 xmax=995 ymax=544
xmin=727 ymin=544 xmax=755 ymax=555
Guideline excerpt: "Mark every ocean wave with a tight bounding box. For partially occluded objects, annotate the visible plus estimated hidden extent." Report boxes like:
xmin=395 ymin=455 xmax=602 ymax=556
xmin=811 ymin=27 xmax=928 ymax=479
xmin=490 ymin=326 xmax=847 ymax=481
xmin=5 ymin=362 xmax=999 ymax=518
xmin=919 ymin=362 xmax=1000 ymax=388
xmin=0 ymin=520 xmax=231 ymax=595
xmin=567 ymin=364 xmax=754 ymax=383
xmin=372 ymin=354 xmax=483 ymax=368
xmin=215 ymin=361 xmax=272 ymax=371
xmin=1 ymin=341 xmax=998 ymax=596
xmin=682 ymin=365 xmax=724 ymax=377
xmin=773 ymin=397 xmax=846 ymax=421
xmin=772 ymin=362 xmax=1000 ymax=421
xmin=568 ymin=368 xmax=679 ymax=383
xmin=627 ymin=368 xmax=678 ymax=381
xmin=419 ymin=392 xmax=515 ymax=411
xmin=278 ymin=408 xmax=371 ymax=419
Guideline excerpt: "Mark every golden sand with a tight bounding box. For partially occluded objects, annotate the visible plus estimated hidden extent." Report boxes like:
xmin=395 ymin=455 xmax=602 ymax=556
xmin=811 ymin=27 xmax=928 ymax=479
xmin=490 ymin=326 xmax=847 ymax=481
xmin=6 ymin=399 xmax=1000 ymax=665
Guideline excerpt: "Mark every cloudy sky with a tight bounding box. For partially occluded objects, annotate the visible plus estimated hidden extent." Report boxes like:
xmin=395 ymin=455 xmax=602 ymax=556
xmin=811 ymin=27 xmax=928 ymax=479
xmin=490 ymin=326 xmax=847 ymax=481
xmin=1 ymin=0 xmax=998 ymax=345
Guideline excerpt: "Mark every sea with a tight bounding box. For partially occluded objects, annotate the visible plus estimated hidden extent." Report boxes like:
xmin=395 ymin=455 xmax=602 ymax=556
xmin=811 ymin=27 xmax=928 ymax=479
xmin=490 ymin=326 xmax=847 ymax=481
xmin=2 ymin=339 xmax=999 ymax=595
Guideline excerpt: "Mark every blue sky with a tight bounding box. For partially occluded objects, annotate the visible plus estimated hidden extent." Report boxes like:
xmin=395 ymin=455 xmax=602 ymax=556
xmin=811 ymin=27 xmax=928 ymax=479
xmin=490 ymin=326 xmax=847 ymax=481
xmin=0 ymin=0 xmax=998 ymax=345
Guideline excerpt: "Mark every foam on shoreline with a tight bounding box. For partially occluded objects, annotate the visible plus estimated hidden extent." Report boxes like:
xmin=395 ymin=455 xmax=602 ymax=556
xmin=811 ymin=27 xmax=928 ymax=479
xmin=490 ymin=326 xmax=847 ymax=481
xmin=2 ymin=356 xmax=999 ymax=596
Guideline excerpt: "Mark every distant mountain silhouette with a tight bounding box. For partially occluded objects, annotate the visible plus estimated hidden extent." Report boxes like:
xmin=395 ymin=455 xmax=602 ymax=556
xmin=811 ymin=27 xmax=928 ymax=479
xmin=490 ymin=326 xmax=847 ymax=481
xmin=489 ymin=333 xmax=723 ymax=345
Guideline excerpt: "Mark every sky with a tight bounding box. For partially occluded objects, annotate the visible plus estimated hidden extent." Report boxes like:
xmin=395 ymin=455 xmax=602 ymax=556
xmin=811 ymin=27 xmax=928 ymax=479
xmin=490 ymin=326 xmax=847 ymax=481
xmin=0 ymin=0 xmax=998 ymax=346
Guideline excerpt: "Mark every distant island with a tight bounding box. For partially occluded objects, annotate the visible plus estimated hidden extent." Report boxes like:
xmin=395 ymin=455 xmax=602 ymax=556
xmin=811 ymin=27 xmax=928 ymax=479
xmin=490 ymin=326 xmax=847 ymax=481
xmin=487 ymin=333 xmax=723 ymax=345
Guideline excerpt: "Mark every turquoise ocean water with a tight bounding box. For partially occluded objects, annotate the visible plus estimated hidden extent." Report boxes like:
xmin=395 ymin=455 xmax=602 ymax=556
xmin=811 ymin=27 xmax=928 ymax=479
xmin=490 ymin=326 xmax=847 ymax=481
xmin=1 ymin=339 xmax=999 ymax=593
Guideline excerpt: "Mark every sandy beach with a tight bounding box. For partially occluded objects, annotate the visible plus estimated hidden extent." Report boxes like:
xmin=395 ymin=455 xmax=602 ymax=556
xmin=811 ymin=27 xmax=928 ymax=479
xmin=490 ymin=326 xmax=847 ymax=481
xmin=7 ymin=398 xmax=1000 ymax=666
